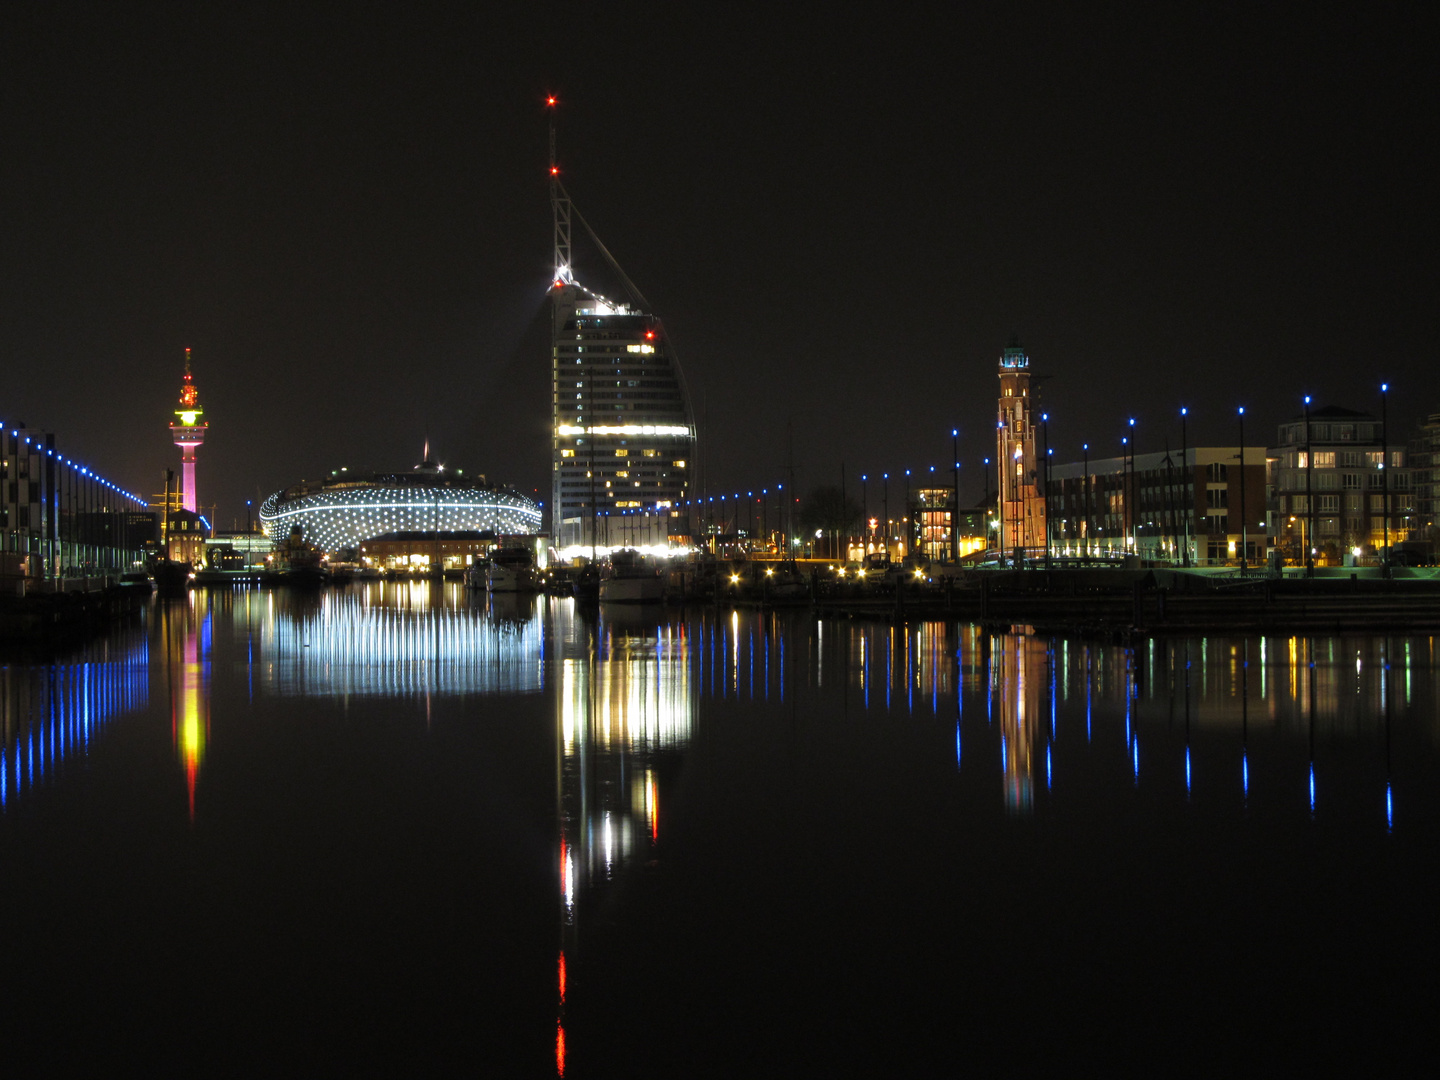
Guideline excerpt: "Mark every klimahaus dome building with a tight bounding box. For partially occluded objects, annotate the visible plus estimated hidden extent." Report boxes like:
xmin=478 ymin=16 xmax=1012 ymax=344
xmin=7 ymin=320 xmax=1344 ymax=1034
xmin=258 ymin=453 xmax=541 ymax=555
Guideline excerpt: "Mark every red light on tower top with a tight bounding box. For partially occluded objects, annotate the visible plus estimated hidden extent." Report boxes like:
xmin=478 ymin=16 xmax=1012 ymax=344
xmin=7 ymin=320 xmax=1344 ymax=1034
xmin=546 ymin=95 xmax=557 ymax=107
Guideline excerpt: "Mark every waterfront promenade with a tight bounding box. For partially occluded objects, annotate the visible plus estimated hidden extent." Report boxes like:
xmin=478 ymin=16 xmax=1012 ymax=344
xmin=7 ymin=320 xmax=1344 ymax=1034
xmin=738 ymin=559 xmax=1440 ymax=634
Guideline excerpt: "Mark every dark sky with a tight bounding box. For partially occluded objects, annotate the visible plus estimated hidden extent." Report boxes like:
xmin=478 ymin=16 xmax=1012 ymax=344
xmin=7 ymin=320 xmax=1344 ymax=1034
xmin=3 ymin=3 xmax=1436 ymax=526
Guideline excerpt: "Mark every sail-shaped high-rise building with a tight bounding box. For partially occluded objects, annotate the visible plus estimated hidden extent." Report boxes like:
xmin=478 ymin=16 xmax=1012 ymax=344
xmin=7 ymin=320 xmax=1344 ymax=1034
xmin=547 ymin=101 xmax=696 ymax=553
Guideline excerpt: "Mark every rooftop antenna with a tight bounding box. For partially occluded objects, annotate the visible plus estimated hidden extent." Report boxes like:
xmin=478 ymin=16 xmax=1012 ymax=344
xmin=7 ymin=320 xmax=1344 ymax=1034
xmin=547 ymin=95 xmax=573 ymax=285
xmin=545 ymin=94 xmax=650 ymax=310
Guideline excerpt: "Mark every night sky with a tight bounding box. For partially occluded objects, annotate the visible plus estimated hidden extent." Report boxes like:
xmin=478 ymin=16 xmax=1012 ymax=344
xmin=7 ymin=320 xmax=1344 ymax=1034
xmin=3 ymin=4 xmax=1435 ymax=527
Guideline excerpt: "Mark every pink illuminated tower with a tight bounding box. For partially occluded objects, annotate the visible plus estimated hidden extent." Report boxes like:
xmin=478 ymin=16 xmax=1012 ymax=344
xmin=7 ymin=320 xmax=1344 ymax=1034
xmin=169 ymin=347 xmax=207 ymax=512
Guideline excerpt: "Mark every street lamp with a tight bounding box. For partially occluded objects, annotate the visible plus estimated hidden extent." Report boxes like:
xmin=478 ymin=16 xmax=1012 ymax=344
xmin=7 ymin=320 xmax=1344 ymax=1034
xmin=1303 ymin=395 xmax=1314 ymax=574
xmin=1238 ymin=406 xmax=1248 ymax=573
xmin=1381 ymin=382 xmax=1390 ymax=571
xmin=1041 ymin=412 xmax=1051 ymax=565
xmin=996 ymin=418 xmax=1006 ymax=560
xmin=903 ymin=469 xmax=911 ymax=559
xmin=882 ymin=473 xmax=890 ymax=560
xmin=983 ymin=456 xmax=992 ymax=553
xmin=951 ymin=428 xmax=960 ymax=564
xmin=1122 ymin=435 xmax=1130 ymax=553
xmin=1082 ymin=443 xmax=1090 ymax=558
xmin=1127 ymin=417 xmax=1136 ymax=553
xmin=1180 ymin=407 xmax=1191 ymax=567
xmin=860 ymin=475 xmax=867 ymax=554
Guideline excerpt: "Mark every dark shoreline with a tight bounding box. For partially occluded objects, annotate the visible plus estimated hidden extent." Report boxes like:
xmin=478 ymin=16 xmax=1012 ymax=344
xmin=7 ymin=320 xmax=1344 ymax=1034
xmin=801 ymin=568 xmax=1440 ymax=634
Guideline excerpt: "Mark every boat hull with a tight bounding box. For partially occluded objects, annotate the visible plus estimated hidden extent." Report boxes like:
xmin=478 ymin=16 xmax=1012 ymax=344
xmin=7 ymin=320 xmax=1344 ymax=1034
xmin=599 ymin=576 xmax=665 ymax=603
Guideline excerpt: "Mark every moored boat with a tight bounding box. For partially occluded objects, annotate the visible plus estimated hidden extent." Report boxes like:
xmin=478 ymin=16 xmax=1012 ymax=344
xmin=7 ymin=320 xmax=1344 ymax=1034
xmin=117 ymin=570 xmax=155 ymax=596
xmin=571 ymin=562 xmax=601 ymax=603
xmin=487 ymin=546 xmax=541 ymax=593
xmin=599 ymin=549 xmax=664 ymax=604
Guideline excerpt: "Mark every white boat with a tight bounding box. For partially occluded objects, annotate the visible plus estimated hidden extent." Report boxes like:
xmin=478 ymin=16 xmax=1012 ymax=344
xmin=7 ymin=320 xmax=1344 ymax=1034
xmin=487 ymin=547 xmax=540 ymax=593
xmin=599 ymin=549 xmax=665 ymax=603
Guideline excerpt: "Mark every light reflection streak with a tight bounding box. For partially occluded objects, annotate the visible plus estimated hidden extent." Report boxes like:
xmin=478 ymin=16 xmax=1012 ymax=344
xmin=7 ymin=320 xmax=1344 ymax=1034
xmin=0 ymin=630 xmax=149 ymax=812
xmin=213 ymin=587 xmax=548 ymax=698
xmin=554 ymin=602 xmax=696 ymax=1075
xmin=163 ymin=600 xmax=212 ymax=821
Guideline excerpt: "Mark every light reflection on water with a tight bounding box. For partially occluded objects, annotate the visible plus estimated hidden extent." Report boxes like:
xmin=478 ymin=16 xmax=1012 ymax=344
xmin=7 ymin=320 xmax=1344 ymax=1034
xmin=3 ymin=592 xmax=1433 ymax=829
xmin=2 ymin=588 xmax=1436 ymax=1071
xmin=0 ymin=624 xmax=148 ymax=811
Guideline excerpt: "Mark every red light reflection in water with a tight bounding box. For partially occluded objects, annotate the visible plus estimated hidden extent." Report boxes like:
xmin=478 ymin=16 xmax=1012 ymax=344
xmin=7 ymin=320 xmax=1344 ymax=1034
xmin=647 ymin=773 xmax=658 ymax=841
xmin=558 ymin=950 xmax=567 ymax=1002
xmin=556 ymin=1023 xmax=566 ymax=1076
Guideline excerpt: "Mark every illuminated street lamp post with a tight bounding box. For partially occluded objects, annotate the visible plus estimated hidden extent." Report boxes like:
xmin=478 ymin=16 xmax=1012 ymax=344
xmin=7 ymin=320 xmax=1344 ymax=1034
xmin=983 ymin=456 xmax=992 ymax=553
xmin=1082 ymin=443 xmax=1090 ymax=557
xmin=1303 ymin=396 xmax=1314 ymax=574
xmin=1180 ymin=407 xmax=1191 ymax=567
xmin=995 ymin=418 xmax=1006 ymax=561
xmin=1127 ymin=417 xmax=1136 ymax=553
xmin=1238 ymin=406 xmax=1248 ymax=574
xmin=777 ymin=483 xmax=786 ymax=554
xmin=1121 ymin=435 xmax=1130 ymax=553
xmin=1047 ymin=447 xmax=1054 ymax=559
xmin=903 ymin=469 xmax=911 ymax=558
xmin=1041 ymin=413 xmax=1051 ymax=565
xmin=1381 ymin=382 xmax=1390 ymax=571
xmin=882 ymin=473 xmax=890 ymax=560
xmin=860 ymin=475 xmax=867 ymax=554
xmin=951 ymin=429 xmax=960 ymax=564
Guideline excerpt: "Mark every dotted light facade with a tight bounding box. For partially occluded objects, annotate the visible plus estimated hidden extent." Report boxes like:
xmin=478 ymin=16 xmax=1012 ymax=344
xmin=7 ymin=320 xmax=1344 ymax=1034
xmin=259 ymin=479 xmax=541 ymax=554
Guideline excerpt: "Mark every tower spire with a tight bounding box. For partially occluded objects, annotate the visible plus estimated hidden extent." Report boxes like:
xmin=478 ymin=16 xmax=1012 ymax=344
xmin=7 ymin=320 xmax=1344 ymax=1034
xmin=547 ymin=94 xmax=573 ymax=285
xmin=170 ymin=347 xmax=208 ymax=513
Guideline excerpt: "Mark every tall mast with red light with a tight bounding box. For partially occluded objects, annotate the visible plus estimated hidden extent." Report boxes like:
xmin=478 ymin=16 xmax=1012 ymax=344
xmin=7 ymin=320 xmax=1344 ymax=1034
xmin=169 ymin=347 xmax=207 ymax=512
xmin=548 ymin=95 xmax=573 ymax=286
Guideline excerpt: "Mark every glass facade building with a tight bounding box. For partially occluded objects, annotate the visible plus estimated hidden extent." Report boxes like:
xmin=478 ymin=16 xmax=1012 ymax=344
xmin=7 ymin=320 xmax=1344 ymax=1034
xmin=550 ymin=284 xmax=695 ymax=553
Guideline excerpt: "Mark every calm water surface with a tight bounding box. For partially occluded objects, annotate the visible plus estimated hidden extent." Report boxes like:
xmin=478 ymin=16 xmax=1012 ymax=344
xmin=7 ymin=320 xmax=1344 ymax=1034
xmin=2 ymin=585 xmax=1438 ymax=1073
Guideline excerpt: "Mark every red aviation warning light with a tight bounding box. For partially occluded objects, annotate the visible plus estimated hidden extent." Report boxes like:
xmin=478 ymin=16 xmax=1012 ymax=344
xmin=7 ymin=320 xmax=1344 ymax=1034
xmin=645 ymin=330 xmax=655 ymax=340
xmin=550 ymin=165 xmax=559 ymax=175
xmin=546 ymin=95 xmax=557 ymax=107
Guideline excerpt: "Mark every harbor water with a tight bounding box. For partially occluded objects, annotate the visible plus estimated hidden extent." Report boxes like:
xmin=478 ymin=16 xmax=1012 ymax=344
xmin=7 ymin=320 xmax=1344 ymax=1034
xmin=2 ymin=586 xmax=1437 ymax=1073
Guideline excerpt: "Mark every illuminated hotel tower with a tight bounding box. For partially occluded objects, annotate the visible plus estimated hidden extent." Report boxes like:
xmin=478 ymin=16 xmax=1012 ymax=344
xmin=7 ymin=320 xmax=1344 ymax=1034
xmin=547 ymin=98 xmax=696 ymax=551
xmin=996 ymin=341 xmax=1046 ymax=555
xmin=169 ymin=347 xmax=207 ymax=512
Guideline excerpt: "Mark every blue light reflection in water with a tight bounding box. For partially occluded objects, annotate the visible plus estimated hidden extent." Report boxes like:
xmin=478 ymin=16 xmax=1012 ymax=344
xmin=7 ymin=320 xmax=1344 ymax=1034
xmin=3 ymin=591 xmax=1437 ymax=1074
xmin=1 ymin=627 xmax=149 ymax=812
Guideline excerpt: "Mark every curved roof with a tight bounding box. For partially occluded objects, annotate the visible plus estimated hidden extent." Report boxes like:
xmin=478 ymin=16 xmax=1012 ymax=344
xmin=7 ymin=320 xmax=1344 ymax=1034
xmin=259 ymin=481 xmax=540 ymax=553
